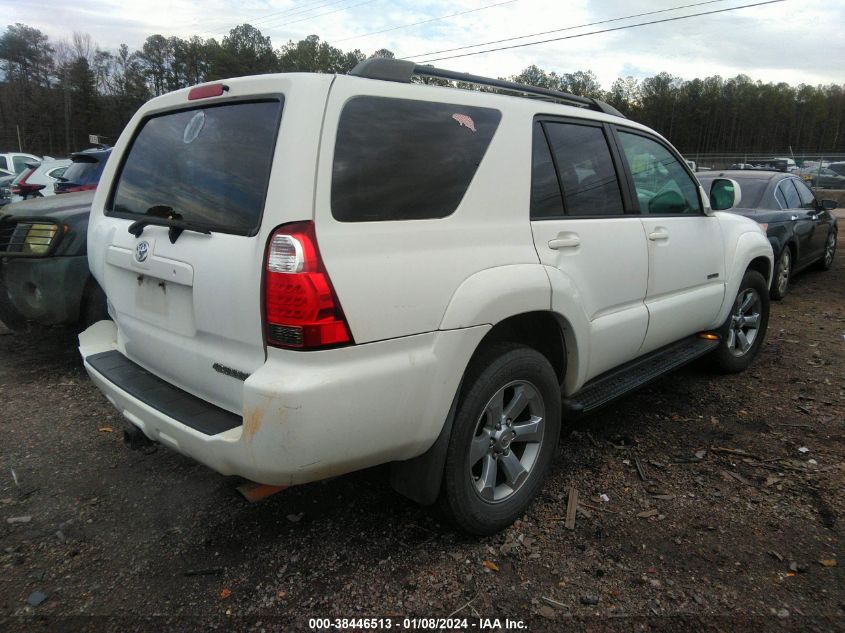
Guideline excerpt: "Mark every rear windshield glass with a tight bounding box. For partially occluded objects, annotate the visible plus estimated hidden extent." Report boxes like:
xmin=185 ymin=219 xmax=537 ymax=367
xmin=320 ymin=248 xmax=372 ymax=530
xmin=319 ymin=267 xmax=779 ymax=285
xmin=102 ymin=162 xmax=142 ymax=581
xmin=63 ymin=157 xmax=106 ymax=186
xmin=110 ymin=100 xmax=282 ymax=235
xmin=332 ymin=96 xmax=501 ymax=222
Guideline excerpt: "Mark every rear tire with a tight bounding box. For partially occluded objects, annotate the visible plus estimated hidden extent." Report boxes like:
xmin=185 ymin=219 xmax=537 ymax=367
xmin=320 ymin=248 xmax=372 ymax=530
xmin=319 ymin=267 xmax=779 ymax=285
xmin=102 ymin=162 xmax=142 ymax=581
xmin=711 ymin=270 xmax=769 ymax=373
xmin=441 ymin=343 xmax=561 ymax=535
xmin=770 ymin=247 xmax=791 ymax=300
xmin=816 ymin=230 xmax=836 ymax=271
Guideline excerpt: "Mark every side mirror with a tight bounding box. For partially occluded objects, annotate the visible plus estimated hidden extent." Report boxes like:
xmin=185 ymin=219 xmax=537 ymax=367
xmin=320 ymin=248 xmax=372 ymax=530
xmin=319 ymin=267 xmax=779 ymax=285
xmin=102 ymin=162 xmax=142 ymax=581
xmin=821 ymin=199 xmax=838 ymax=211
xmin=709 ymin=178 xmax=742 ymax=211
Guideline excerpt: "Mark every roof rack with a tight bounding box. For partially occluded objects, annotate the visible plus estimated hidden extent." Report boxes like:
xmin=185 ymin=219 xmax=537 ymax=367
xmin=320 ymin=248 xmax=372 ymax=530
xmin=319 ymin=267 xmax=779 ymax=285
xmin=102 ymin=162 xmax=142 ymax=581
xmin=349 ymin=58 xmax=625 ymax=118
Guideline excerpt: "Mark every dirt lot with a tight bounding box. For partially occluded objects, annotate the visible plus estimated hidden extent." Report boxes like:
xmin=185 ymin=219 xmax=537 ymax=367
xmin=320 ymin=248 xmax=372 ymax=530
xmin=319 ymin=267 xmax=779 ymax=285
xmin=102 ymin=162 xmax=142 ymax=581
xmin=1 ymin=225 xmax=844 ymax=633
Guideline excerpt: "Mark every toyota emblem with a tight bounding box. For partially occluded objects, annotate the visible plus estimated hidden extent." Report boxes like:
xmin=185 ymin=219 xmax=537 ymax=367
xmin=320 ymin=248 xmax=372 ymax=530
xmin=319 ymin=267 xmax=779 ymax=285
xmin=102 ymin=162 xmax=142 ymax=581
xmin=135 ymin=241 xmax=150 ymax=263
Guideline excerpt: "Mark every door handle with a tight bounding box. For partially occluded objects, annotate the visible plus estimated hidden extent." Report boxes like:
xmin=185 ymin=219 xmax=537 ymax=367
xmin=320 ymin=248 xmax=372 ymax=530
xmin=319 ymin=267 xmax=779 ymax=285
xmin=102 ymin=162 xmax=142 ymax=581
xmin=548 ymin=233 xmax=581 ymax=250
xmin=648 ymin=228 xmax=669 ymax=241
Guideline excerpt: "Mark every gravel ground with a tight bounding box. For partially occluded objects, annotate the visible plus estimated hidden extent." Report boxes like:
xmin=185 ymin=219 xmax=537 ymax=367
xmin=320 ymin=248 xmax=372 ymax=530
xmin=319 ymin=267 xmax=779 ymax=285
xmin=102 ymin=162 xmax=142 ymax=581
xmin=1 ymin=223 xmax=843 ymax=632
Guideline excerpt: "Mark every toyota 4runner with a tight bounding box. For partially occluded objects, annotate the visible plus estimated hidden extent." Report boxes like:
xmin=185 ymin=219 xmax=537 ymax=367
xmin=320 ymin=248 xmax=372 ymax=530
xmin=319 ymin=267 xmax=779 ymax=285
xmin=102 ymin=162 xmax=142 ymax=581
xmin=79 ymin=59 xmax=773 ymax=534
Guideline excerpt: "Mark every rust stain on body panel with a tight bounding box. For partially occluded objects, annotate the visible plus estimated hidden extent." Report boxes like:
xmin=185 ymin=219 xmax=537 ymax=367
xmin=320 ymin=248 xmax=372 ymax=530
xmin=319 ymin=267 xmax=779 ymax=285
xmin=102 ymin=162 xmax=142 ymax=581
xmin=242 ymin=405 xmax=265 ymax=442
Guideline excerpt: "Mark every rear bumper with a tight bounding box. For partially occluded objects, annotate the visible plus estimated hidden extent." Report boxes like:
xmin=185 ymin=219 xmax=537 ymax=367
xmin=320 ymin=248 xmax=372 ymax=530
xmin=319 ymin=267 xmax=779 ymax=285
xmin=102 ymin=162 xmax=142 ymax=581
xmin=80 ymin=320 xmax=488 ymax=485
xmin=0 ymin=255 xmax=89 ymax=327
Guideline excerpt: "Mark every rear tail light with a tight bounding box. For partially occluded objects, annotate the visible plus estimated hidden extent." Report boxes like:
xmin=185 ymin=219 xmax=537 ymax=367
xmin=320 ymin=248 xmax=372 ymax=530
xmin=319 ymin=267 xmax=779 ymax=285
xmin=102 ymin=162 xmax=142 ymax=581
xmin=11 ymin=169 xmax=44 ymax=197
xmin=264 ymin=221 xmax=352 ymax=350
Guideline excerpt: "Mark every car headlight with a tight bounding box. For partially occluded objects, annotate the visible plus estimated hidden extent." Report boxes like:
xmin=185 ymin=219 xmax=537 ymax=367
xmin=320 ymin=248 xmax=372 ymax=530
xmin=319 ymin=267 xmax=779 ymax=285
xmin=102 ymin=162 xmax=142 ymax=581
xmin=23 ymin=223 xmax=60 ymax=255
xmin=0 ymin=221 xmax=63 ymax=256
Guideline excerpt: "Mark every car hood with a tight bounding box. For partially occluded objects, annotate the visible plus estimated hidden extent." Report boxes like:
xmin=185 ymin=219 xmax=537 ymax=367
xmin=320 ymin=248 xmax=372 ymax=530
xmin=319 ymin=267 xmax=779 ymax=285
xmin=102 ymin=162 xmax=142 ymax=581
xmin=1 ymin=191 xmax=95 ymax=221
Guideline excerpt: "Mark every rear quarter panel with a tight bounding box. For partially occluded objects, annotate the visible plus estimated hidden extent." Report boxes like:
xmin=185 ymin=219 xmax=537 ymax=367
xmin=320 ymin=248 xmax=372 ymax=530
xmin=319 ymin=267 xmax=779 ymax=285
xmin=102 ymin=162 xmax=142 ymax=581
xmin=313 ymin=77 xmax=543 ymax=343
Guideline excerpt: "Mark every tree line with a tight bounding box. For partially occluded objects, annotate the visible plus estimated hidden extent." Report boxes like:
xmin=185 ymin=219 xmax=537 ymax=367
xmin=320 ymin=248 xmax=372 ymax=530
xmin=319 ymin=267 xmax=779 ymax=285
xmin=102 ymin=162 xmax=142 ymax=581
xmin=1 ymin=21 xmax=843 ymax=157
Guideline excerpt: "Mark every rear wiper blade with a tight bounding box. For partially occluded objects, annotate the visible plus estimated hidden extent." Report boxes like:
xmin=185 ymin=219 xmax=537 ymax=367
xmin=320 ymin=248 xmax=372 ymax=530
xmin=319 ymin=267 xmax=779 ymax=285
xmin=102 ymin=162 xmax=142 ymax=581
xmin=128 ymin=216 xmax=211 ymax=244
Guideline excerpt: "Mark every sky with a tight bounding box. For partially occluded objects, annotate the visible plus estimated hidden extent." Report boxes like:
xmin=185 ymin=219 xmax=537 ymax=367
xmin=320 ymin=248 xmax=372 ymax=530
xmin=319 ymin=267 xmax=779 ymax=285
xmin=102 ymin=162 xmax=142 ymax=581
xmin=2 ymin=0 xmax=844 ymax=88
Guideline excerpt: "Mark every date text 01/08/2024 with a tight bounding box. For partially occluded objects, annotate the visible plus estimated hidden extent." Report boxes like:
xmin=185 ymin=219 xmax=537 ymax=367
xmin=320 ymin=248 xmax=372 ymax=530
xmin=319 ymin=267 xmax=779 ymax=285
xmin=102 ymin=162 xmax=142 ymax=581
xmin=308 ymin=617 xmax=527 ymax=630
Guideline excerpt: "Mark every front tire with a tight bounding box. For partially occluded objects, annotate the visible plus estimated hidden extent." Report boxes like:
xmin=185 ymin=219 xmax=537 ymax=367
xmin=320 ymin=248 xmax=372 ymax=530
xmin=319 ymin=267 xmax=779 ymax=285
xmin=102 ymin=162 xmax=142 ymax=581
xmin=711 ymin=269 xmax=770 ymax=373
xmin=770 ymin=247 xmax=791 ymax=300
xmin=441 ymin=344 xmax=561 ymax=535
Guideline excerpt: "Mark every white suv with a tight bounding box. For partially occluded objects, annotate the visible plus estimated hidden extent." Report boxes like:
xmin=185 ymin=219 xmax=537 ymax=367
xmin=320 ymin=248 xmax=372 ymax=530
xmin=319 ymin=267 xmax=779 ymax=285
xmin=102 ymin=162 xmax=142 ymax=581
xmin=79 ymin=59 xmax=773 ymax=534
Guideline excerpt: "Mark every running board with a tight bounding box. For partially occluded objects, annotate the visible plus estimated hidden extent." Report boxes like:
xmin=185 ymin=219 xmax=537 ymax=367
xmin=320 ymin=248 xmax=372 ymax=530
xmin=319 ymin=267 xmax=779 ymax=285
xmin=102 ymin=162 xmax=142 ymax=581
xmin=562 ymin=335 xmax=720 ymax=416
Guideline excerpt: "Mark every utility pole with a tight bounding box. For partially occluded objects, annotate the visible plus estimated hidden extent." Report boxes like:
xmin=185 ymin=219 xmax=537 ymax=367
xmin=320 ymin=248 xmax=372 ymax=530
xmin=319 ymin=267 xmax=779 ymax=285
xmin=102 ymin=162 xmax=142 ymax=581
xmin=16 ymin=125 xmax=22 ymax=152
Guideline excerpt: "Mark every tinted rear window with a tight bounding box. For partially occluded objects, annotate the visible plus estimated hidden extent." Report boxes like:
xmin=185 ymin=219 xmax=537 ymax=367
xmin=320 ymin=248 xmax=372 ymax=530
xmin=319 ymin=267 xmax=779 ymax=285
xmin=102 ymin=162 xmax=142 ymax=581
xmin=110 ymin=100 xmax=283 ymax=235
xmin=62 ymin=157 xmax=106 ymax=186
xmin=331 ymin=96 xmax=501 ymax=222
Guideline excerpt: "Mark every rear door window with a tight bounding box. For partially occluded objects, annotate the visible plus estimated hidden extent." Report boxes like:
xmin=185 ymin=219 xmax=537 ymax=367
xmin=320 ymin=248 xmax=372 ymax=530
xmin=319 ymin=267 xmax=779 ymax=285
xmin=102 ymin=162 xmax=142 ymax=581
xmin=778 ymin=180 xmax=800 ymax=209
xmin=331 ymin=97 xmax=501 ymax=222
xmin=530 ymin=122 xmax=564 ymax=219
xmin=542 ymin=121 xmax=624 ymax=217
xmin=110 ymin=100 xmax=283 ymax=235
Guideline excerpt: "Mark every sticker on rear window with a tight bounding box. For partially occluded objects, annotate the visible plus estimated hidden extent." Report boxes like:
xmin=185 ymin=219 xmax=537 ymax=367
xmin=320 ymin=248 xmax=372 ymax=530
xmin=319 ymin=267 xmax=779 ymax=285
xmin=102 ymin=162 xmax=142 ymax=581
xmin=183 ymin=111 xmax=205 ymax=144
xmin=451 ymin=113 xmax=477 ymax=132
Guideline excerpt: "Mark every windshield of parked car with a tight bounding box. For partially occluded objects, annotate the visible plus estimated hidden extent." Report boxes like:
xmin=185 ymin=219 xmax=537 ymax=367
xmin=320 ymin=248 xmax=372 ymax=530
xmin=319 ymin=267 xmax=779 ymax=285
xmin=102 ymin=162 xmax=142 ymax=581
xmin=698 ymin=176 xmax=769 ymax=208
xmin=110 ymin=99 xmax=283 ymax=235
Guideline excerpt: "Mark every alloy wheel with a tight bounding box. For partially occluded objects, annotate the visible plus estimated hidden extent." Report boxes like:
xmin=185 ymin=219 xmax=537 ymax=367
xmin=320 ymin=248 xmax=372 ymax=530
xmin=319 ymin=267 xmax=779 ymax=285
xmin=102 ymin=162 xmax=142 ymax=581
xmin=777 ymin=250 xmax=791 ymax=295
xmin=727 ymin=288 xmax=762 ymax=357
xmin=469 ymin=380 xmax=545 ymax=503
xmin=825 ymin=232 xmax=836 ymax=267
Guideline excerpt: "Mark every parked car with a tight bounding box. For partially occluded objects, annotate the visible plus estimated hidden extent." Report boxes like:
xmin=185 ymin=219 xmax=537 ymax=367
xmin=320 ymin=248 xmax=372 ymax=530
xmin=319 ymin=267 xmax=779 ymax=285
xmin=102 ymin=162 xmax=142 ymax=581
xmin=697 ymin=170 xmax=837 ymax=299
xmin=0 ymin=191 xmax=108 ymax=330
xmin=0 ymin=174 xmax=13 ymax=207
xmin=54 ymin=148 xmax=111 ymax=194
xmin=799 ymin=167 xmax=845 ymax=189
xmin=827 ymin=161 xmax=845 ymax=177
xmin=0 ymin=152 xmax=41 ymax=175
xmin=9 ymin=158 xmax=71 ymax=201
xmin=79 ymin=59 xmax=772 ymax=534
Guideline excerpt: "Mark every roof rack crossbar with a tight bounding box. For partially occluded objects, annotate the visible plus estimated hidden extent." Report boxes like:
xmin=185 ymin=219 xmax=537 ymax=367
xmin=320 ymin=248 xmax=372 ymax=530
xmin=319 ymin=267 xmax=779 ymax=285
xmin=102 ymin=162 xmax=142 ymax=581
xmin=348 ymin=58 xmax=625 ymax=118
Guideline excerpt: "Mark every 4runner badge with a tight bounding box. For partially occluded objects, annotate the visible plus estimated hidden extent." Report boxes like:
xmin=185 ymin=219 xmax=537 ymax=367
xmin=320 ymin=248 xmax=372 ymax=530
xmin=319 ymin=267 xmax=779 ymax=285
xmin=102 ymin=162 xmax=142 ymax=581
xmin=135 ymin=241 xmax=150 ymax=263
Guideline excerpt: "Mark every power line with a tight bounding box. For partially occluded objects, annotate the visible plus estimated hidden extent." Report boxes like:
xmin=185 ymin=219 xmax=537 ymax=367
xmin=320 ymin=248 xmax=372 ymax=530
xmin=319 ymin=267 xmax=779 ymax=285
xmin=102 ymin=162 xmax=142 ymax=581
xmin=404 ymin=0 xmax=732 ymax=60
xmin=415 ymin=0 xmax=787 ymax=64
xmin=195 ymin=0 xmax=335 ymax=36
xmin=250 ymin=0 xmax=380 ymax=33
xmin=330 ymin=0 xmax=517 ymax=44
xmin=204 ymin=0 xmax=364 ymax=38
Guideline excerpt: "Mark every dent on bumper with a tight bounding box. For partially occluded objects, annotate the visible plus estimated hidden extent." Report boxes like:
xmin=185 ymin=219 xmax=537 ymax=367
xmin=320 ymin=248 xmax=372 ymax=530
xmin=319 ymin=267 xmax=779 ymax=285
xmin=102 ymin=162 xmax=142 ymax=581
xmin=79 ymin=320 xmax=489 ymax=486
xmin=0 ymin=255 xmax=90 ymax=325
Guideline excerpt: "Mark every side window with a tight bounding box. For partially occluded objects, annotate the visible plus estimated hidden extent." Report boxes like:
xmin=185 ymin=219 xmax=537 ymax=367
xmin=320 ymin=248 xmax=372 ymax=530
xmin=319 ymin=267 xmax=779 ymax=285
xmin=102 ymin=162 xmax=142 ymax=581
xmin=332 ymin=97 xmax=501 ymax=222
xmin=47 ymin=167 xmax=67 ymax=179
xmin=542 ymin=121 xmax=624 ymax=216
xmin=0 ymin=157 xmax=8 ymax=172
xmin=778 ymin=180 xmax=800 ymax=209
xmin=530 ymin=122 xmax=563 ymax=219
xmin=793 ymin=179 xmax=817 ymax=209
xmin=774 ymin=184 xmax=788 ymax=208
xmin=617 ymin=131 xmax=702 ymax=215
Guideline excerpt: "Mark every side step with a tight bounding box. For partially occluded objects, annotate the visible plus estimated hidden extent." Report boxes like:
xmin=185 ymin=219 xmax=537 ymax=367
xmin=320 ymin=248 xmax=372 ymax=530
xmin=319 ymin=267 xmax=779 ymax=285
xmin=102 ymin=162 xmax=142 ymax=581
xmin=562 ymin=335 xmax=719 ymax=416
